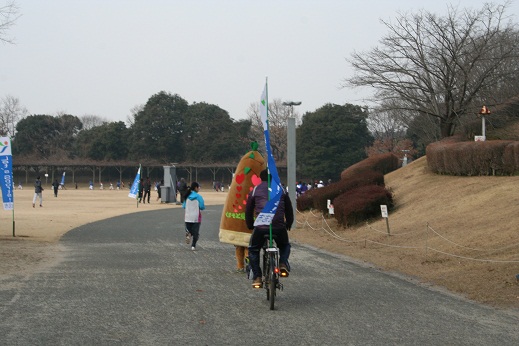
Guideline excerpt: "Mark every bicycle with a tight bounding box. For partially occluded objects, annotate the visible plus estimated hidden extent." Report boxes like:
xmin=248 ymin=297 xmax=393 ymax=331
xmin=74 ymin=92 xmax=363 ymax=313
xmin=260 ymin=234 xmax=284 ymax=310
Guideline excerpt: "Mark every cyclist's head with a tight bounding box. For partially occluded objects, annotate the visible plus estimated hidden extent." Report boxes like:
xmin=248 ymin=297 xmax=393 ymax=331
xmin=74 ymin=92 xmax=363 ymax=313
xmin=260 ymin=169 xmax=269 ymax=182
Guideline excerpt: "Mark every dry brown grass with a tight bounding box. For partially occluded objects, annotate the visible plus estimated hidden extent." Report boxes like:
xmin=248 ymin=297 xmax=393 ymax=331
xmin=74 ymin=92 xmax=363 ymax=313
xmin=291 ymin=156 xmax=519 ymax=309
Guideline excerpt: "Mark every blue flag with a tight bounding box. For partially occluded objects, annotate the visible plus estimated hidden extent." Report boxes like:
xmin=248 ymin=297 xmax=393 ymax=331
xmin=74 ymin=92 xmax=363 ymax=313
xmin=60 ymin=172 xmax=66 ymax=186
xmin=254 ymin=82 xmax=284 ymax=226
xmin=128 ymin=166 xmax=141 ymax=198
xmin=0 ymin=137 xmax=14 ymax=210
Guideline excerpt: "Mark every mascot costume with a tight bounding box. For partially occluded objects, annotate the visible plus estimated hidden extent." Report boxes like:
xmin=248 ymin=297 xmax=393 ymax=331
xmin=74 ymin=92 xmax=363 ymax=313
xmin=219 ymin=142 xmax=266 ymax=272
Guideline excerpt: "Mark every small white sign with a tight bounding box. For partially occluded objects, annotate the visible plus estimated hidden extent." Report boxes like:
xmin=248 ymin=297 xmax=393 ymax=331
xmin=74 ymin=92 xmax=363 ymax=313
xmin=380 ymin=205 xmax=388 ymax=218
xmin=328 ymin=204 xmax=334 ymax=215
xmin=474 ymin=136 xmax=486 ymax=142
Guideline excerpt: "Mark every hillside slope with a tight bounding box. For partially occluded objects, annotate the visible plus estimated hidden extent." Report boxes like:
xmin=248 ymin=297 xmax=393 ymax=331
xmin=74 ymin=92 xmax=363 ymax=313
xmin=292 ymin=156 xmax=519 ymax=309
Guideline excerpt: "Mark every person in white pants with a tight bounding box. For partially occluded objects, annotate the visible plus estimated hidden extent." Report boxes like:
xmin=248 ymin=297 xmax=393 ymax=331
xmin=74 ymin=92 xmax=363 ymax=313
xmin=32 ymin=176 xmax=44 ymax=207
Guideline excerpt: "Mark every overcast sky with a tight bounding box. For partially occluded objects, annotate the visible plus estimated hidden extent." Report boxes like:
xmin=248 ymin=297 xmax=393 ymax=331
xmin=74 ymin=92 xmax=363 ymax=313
xmin=1 ymin=0 xmax=518 ymax=123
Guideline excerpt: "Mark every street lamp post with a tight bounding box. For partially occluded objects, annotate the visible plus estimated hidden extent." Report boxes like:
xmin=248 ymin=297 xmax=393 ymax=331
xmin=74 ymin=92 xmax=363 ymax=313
xmin=479 ymin=105 xmax=491 ymax=141
xmin=282 ymin=101 xmax=301 ymax=228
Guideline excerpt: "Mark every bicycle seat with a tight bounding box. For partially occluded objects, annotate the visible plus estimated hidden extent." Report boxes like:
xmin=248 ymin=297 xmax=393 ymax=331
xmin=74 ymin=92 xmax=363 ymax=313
xmin=262 ymin=234 xmax=278 ymax=250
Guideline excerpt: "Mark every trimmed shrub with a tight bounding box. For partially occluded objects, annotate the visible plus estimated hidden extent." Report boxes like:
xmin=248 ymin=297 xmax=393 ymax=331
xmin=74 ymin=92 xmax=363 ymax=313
xmin=340 ymin=153 xmax=400 ymax=180
xmin=296 ymin=170 xmax=384 ymax=212
xmin=427 ymin=139 xmax=519 ymax=175
xmin=333 ymin=185 xmax=394 ymax=227
xmin=296 ymin=190 xmax=314 ymax=211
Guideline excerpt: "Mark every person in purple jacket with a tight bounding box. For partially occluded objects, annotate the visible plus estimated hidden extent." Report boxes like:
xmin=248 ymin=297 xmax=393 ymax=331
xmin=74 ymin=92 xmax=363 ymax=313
xmin=245 ymin=169 xmax=294 ymax=288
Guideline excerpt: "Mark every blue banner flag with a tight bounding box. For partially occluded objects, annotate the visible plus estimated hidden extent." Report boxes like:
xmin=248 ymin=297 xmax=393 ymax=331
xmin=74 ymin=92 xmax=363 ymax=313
xmin=254 ymin=82 xmax=284 ymax=226
xmin=0 ymin=137 xmax=14 ymax=210
xmin=60 ymin=172 xmax=66 ymax=186
xmin=128 ymin=166 xmax=141 ymax=198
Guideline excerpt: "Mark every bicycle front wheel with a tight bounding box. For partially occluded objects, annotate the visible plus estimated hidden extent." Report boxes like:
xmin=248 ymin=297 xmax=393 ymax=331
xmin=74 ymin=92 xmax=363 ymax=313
xmin=269 ymin=252 xmax=276 ymax=310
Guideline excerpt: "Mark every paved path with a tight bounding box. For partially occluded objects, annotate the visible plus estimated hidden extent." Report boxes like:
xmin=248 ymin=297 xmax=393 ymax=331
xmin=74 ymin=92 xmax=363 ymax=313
xmin=1 ymin=205 xmax=518 ymax=345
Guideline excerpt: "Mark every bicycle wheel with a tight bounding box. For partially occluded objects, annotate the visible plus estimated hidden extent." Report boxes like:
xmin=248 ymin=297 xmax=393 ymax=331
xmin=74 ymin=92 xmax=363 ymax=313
xmin=263 ymin=249 xmax=270 ymax=301
xmin=268 ymin=252 xmax=276 ymax=310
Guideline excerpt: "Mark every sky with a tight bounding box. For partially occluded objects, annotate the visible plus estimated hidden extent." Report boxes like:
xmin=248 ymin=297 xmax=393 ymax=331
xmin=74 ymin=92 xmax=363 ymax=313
xmin=1 ymin=0 xmax=519 ymax=123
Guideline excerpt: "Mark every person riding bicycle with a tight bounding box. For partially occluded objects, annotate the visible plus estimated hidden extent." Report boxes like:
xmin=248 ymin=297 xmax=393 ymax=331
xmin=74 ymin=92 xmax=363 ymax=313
xmin=245 ymin=169 xmax=294 ymax=288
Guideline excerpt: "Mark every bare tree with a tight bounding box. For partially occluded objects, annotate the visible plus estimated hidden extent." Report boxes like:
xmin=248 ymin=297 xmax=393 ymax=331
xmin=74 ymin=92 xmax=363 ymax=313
xmin=126 ymin=104 xmax=143 ymax=128
xmin=367 ymin=106 xmax=407 ymax=141
xmin=80 ymin=114 xmax=108 ymax=130
xmin=0 ymin=95 xmax=27 ymax=137
xmin=246 ymin=98 xmax=301 ymax=163
xmin=344 ymin=2 xmax=519 ymax=140
xmin=0 ymin=0 xmax=20 ymax=44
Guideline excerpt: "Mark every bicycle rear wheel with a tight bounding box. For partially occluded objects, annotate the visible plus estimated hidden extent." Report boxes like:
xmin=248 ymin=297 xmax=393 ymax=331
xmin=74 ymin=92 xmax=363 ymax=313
xmin=263 ymin=250 xmax=270 ymax=301
xmin=268 ymin=252 xmax=276 ymax=310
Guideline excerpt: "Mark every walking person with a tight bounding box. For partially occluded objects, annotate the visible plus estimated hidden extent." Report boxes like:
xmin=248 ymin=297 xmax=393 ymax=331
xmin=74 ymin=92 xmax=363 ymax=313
xmin=182 ymin=182 xmax=205 ymax=251
xmin=178 ymin=178 xmax=188 ymax=203
xmin=52 ymin=179 xmax=59 ymax=197
xmin=142 ymin=176 xmax=151 ymax=203
xmin=137 ymin=178 xmax=144 ymax=203
xmin=32 ymin=176 xmax=44 ymax=208
xmin=156 ymin=179 xmax=163 ymax=201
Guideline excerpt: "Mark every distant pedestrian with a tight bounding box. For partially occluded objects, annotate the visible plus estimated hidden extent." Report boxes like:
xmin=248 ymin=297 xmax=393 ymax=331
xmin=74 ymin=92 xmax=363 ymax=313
xmin=17 ymin=182 xmax=22 ymax=190
xmin=32 ymin=176 xmax=44 ymax=208
xmin=142 ymin=177 xmax=151 ymax=203
xmin=52 ymin=179 xmax=59 ymax=197
xmin=182 ymin=182 xmax=205 ymax=251
xmin=89 ymin=181 xmax=94 ymax=190
xmin=138 ymin=178 xmax=144 ymax=203
xmin=300 ymin=182 xmax=308 ymax=194
xmin=156 ymin=179 xmax=163 ymax=201
xmin=178 ymin=178 xmax=188 ymax=203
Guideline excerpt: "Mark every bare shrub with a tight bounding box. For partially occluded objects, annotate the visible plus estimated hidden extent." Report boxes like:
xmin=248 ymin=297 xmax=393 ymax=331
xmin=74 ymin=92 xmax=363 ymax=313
xmin=427 ymin=139 xmax=519 ymax=175
xmin=340 ymin=153 xmax=399 ymax=180
xmin=296 ymin=171 xmax=384 ymax=212
xmin=333 ymin=185 xmax=394 ymax=227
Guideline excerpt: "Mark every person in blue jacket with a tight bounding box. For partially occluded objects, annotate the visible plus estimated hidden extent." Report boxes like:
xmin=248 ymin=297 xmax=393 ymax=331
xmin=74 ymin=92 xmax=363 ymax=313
xmin=182 ymin=182 xmax=205 ymax=251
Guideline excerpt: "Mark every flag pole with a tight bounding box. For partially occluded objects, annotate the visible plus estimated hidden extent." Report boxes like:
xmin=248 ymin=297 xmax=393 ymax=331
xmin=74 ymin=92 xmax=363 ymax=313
xmin=255 ymin=78 xmax=283 ymax=248
xmin=137 ymin=164 xmax=141 ymax=208
xmin=11 ymin=139 xmax=15 ymax=236
xmin=265 ymin=78 xmax=274 ymax=248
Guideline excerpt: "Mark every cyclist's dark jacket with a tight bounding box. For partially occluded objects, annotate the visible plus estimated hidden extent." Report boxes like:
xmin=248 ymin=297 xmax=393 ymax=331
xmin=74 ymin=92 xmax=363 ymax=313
xmin=245 ymin=181 xmax=294 ymax=230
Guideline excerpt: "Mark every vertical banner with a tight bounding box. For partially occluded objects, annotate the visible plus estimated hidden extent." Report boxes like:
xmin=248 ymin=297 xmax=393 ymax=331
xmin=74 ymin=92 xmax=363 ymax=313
xmin=254 ymin=81 xmax=284 ymax=226
xmin=128 ymin=165 xmax=141 ymax=199
xmin=0 ymin=137 xmax=14 ymax=210
xmin=60 ymin=172 xmax=66 ymax=186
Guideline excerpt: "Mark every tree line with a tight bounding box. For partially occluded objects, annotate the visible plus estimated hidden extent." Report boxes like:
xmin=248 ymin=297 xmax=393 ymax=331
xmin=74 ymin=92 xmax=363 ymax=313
xmin=3 ymin=2 xmax=519 ymax=182
xmin=3 ymin=90 xmax=373 ymax=182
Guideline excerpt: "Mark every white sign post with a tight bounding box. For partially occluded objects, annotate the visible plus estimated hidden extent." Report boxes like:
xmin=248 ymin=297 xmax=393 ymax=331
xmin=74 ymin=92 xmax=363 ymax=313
xmin=380 ymin=205 xmax=390 ymax=235
xmin=327 ymin=199 xmax=334 ymax=216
